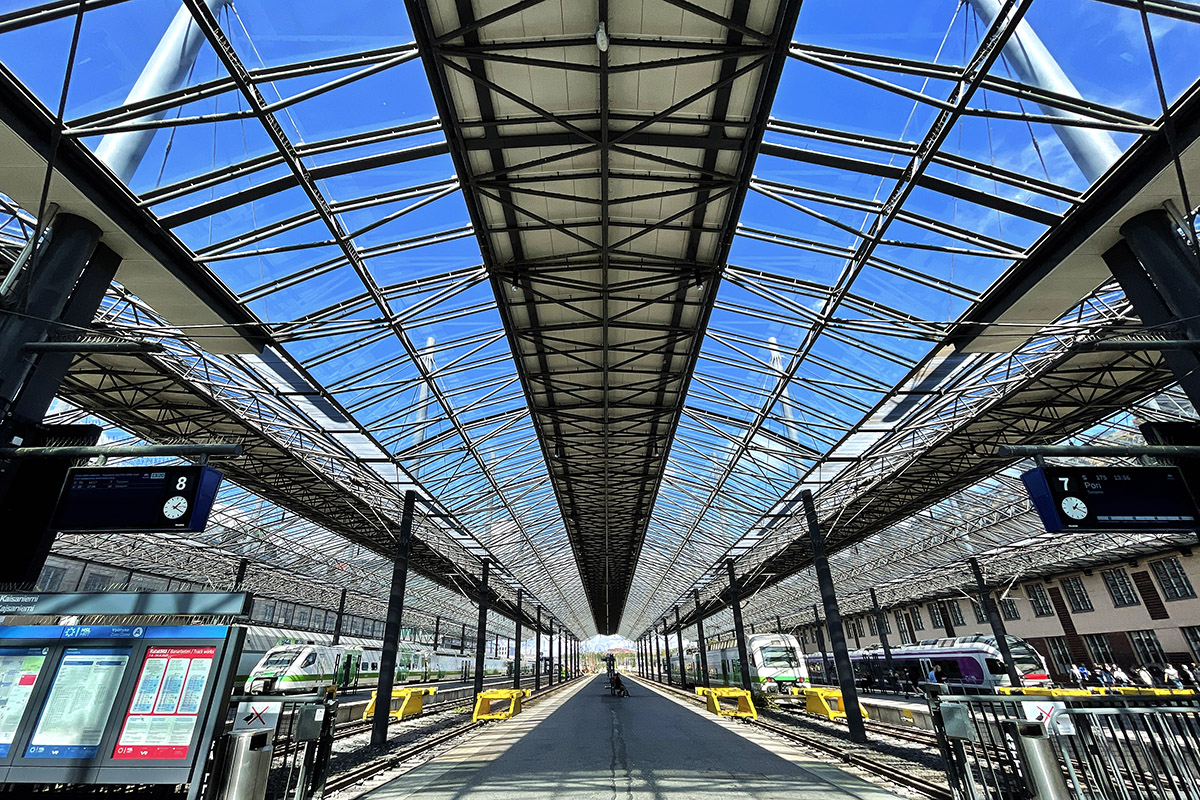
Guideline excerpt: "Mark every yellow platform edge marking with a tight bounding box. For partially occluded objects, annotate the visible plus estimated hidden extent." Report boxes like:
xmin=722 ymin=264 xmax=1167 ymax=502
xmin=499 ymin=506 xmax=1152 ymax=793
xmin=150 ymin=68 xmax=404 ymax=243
xmin=803 ymin=688 xmax=869 ymax=721
xmin=696 ymin=686 xmax=757 ymax=719
xmin=472 ymin=688 xmax=532 ymax=722
xmin=362 ymin=686 xmax=438 ymax=721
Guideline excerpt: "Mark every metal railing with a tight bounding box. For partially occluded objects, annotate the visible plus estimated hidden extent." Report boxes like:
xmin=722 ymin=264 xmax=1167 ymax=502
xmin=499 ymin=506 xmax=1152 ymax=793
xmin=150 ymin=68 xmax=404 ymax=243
xmin=202 ymin=691 xmax=337 ymax=800
xmin=926 ymin=688 xmax=1200 ymax=800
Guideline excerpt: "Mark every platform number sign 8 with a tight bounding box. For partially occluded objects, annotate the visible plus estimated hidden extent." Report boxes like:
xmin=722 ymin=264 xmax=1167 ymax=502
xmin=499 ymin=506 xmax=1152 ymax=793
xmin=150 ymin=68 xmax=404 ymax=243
xmin=161 ymin=469 xmax=197 ymax=523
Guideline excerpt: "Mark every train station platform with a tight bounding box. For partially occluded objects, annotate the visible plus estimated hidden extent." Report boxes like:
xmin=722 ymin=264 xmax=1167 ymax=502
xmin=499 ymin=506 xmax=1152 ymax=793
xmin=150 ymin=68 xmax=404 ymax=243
xmin=361 ymin=674 xmax=904 ymax=799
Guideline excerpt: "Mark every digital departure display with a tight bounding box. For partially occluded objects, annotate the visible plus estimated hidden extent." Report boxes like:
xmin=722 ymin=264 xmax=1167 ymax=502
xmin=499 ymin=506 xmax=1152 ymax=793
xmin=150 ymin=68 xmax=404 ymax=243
xmin=26 ymin=648 xmax=130 ymax=759
xmin=112 ymin=646 xmax=215 ymax=761
xmin=52 ymin=466 xmax=223 ymax=533
xmin=1022 ymin=465 xmax=1200 ymax=533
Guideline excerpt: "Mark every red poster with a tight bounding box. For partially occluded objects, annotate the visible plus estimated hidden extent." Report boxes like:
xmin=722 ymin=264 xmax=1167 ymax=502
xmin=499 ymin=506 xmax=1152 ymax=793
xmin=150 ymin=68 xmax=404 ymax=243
xmin=112 ymin=646 xmax=215 ymax=760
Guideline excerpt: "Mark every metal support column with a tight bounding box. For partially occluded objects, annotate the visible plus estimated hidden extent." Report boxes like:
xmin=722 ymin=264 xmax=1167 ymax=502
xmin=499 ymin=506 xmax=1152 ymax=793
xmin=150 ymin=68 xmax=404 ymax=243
xmin=869 ymin=587 xmax=893 ymax=673
xmin=473 ymin=561 xmax=489 ymax=697
xmin=970 ymin=557 xmax=1022 ymax=687
xmin=775 ymin=615 xmax=783 ymax=635
xmin=432 ymin=616 xmax=440 ymax=649
xmin=371 ymin=490 xmax=417 ymax=748
xmin=513 ymin=590 xmax=522 ymax=689
xmin=674 ymin=606 xmax=687 ymax=689
xmin=653 ymin=629 xmax=661 ymax=682
xmin=460 ymin=623 xmax=466 ymax=654
xmin=233 ymin=558 xmax=249 ymax=591
xmin=802 ymin=490 xmax=866 ymax=743
xmin=332 ymin=588 xmax=348 ymax=646
xmin=813 ymin=605 xmax=830 ymax=684
xmin=694 ymin=589 xmax=710 ymax=688
xmin=547 ymin=621 xmax=555 ymax=687
xmin=534 ymin=607 xmax=542 ymax=691
xmin=940 ymin=601 xmax=956 ymax=638
xmin=727 ymin=559 xmax=752 ymax=693
xmin=1104 ymin=238 xmax=1200 ymax=409
xmin=662 ymin=619 xmax=673 ymax=686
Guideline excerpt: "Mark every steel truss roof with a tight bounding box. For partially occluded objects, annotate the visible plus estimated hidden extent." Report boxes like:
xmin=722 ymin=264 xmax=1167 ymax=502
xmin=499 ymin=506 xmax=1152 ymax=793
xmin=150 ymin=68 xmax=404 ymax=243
xmin=1 ymin=0 xmax=1199 ymax=644
xmin=406 ymin=0 xmax=803 ymax=633
xmin=699 ymin=386 xmax=1200 ymax=639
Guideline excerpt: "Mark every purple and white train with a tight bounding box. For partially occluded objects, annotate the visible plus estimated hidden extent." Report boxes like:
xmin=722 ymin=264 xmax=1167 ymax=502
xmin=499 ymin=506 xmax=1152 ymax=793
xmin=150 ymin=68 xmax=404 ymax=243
xmin=805 ymin=634 xmax=1052 ymax=689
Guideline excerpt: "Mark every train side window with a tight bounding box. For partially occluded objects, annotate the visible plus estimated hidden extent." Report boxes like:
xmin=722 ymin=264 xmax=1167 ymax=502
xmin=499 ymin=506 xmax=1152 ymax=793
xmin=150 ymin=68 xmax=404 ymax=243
xmin=985 ymin=658 xmax=1006 ymax=675
xmin=935 ymin=658 xmax=964 ymax=681
xmin=301 ymin=652 xmax=317 ymax=668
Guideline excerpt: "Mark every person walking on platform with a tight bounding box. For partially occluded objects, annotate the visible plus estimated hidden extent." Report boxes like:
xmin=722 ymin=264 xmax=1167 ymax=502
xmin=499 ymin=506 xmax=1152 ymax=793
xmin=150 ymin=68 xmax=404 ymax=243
xmin=926 ymin=664 xmax=942 ymax=684
xmin=612 ymin=672 xmax=630 ymax=697
xmin=1068 ymin=663 xmax=1083 ymax=688
xmin=1137 ymin=665 xmax=1155 ymax=687
xmin=1164 ymin=664 xmax=1183 ymax=689
xmin=1097 ymin=664 xmax=1114 ymax=688
xmin=1112 ymin=664 xmax=1131 ymax=686
xmin=1180 ymin=663 xmax=1197 ymax=689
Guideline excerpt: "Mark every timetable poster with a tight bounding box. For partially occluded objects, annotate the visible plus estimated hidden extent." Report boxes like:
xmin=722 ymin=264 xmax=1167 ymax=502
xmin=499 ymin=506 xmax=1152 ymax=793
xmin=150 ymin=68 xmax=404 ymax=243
xmin=0 ymin=648 xmax=47 ymax=757
xmin=27 ymin=648 xmax=130 ymax=759
xmin=113 ymin=646 xmax=216 ymax=760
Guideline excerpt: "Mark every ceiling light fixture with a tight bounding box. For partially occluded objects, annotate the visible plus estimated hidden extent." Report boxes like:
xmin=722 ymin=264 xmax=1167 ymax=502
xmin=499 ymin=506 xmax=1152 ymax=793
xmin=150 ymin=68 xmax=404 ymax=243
xmin=595 ymin=22 xmax=609 ymax=53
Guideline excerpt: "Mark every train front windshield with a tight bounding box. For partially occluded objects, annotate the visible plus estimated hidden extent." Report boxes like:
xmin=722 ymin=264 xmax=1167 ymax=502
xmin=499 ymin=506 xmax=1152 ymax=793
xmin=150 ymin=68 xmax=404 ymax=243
xmin=760 ymin=647 xmax=800 ymax=668
xmin=260 ymin=649 xmax=301 ymax=670
xmin=1009 ymin=642 xmax=1046 ymax=675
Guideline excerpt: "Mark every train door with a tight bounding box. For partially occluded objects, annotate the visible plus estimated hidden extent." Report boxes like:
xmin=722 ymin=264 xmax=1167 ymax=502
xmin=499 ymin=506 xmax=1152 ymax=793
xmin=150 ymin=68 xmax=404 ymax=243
xmin=919 ymin=657 xmax=933 ymax=684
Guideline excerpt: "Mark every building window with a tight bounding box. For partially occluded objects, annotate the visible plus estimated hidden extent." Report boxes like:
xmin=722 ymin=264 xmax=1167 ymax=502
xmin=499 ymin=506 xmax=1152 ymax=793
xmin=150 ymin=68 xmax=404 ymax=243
xmin=910 ymin=608 xmax=925 ymax=631
xmin=37 ymin=565 xmax=66 ymax=592
xmin=999 ymin=598 xmax=1020 ymax=621
xmin=972 ymin=598 xmax=987 ymax=624
xmin=1046 ymin=637 xmax=1072 ymax=675
xmin=1151 ymin=557 xmax=1197 ymax=601
xmin=1129 ymin=630 xmax=1166 ymax=665
xmin=1026 ymin=583 xmax=1055 ymax=617
xmin=1184 ymin=627 xmax=1200 ymax=661
xmin=946 ymin=600 xmax=965 ymax=627
xmin=867 ymin=615 xmax=877 ymax=636
xmin=1101 ymin=568 xmax=1140 ymax=608
xmin=1083 ymin=633 xmax=1114 ymax=664
xmin=882 ymin=614 xmax=892 ymax=635
xmin=894 ymin=611 xmax=911 ymax=644
xmin=82 ymin=572 xmax=116 ymax=592
xmin=1061 ymin=576 xmax=1094 ymax=613
xmin=253 ymin=599 xmax=276 ymax=622
xmin=928 ymin=602 xmax=944 ymax=628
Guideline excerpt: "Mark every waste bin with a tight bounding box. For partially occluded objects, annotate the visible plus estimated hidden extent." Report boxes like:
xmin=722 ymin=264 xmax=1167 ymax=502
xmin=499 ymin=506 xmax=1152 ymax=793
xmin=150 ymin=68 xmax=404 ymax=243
xmin=218 ymin=729 xmax=273 ymax=800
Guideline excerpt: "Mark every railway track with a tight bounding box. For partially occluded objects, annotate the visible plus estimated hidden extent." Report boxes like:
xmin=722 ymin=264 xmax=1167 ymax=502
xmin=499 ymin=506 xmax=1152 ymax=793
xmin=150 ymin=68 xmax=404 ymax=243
xmin=642 ymin=678 xmax=952 ymax=800
xmin=322 ymin=675 xmax=588 ymax=794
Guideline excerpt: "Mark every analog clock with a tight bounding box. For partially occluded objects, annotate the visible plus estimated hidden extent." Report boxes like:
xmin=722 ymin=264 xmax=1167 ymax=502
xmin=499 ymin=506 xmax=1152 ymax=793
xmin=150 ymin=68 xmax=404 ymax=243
xmin=1060 ymin=496 xmax=1088 ymax=521
xmin=162 ymin=495 xmax=190 ymax=521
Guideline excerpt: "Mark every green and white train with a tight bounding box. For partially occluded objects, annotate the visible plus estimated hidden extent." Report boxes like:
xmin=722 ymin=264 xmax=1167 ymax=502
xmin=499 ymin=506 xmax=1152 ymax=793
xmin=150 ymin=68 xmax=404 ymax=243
xmin=238 ymin=626 xmax=509 ymax=694
xmin=691 ymin=633 xmax=810 ymax=693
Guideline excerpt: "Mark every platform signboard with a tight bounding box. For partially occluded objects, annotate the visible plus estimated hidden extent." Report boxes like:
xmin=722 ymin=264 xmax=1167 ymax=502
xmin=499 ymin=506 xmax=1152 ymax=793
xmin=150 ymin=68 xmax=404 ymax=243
xmin=112 ymin=645 xmax=216 ymax=760
xmin=0 ymin=648 xmax=48 ymax=757
xmin=26 ymin=647 xmax=130 ymax=759
xmin=1022 ymin=465 xmax=1200 ymax=533
xmin=51 ymin=465 xmax=223 ymax=533
xmin=0 ymin=624 xmax=243 ymax=797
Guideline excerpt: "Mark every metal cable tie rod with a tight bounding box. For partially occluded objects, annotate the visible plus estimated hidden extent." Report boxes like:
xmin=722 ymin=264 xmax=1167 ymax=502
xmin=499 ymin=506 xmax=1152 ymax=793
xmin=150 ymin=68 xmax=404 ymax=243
xmin=0 ymin=443 xmax=243 ymax=459
xmin=980 ymin=444 xmax=1200 ymax=458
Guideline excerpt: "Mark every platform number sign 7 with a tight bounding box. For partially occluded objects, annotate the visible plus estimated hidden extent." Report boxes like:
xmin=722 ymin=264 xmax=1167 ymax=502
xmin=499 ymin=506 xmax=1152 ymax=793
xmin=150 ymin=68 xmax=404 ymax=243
xmin=1059 ymin=477 xmax=1070 ymax=491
